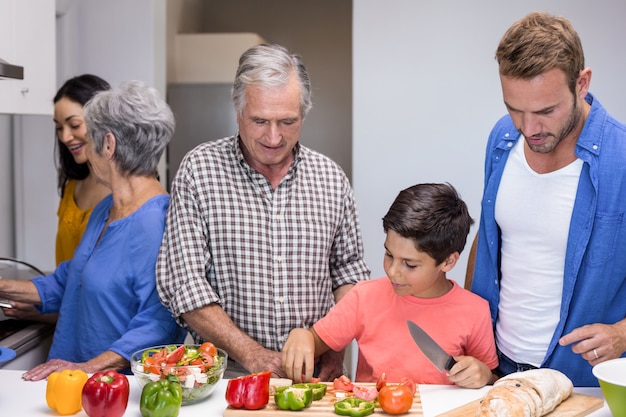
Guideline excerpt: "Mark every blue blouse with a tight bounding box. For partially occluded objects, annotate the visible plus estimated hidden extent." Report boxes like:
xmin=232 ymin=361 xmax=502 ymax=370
xmin=34 ymin=194 xmax=186 ymax=363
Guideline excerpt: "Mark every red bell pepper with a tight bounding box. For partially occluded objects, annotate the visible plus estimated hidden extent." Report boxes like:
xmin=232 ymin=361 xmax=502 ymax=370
xmin=225 ymin=370 xmax=271 ymax=410
xmin=81 ymin=370 xmax=130 ymax=417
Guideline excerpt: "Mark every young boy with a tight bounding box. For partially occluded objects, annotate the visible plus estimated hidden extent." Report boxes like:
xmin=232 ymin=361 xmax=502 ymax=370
xmin=282 ymin=183 xmax=498 ymax=388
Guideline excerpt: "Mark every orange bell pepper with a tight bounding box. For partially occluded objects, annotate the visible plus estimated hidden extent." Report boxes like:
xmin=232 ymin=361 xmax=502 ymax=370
xmin=46 ymin=369 xmax=89 ymax=415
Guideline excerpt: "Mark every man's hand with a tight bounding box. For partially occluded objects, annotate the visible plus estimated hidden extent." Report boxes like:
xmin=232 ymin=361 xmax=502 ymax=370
xmin=316 ymin=349 xmax=345 ymax=382
xmin=559 ymin=321 xmax=626 ymax=365
xmin=245 ymin=345 xmax=286 ymax=378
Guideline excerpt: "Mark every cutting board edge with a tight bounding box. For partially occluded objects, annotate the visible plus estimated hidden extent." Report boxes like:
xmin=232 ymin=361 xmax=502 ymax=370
xmin=435 ymin=392 xmax=604 ymax=417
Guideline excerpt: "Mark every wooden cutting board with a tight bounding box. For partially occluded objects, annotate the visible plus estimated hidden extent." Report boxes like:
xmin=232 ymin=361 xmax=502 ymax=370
xmin=223 ymin=383 xmax=423 ymax=416
xmin=436 ymin=392 xmax=604 ymax=417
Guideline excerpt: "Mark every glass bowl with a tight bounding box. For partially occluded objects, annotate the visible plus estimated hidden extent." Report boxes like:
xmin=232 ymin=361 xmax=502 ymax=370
xmin=131 ymin=343 xmax=227 ymax=405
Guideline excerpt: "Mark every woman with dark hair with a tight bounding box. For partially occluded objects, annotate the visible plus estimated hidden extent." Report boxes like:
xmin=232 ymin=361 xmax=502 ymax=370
xmin=2 ymin=75 xmax=112 ymax=324
xmin=53 ymin=74 xmax=112 ymax=265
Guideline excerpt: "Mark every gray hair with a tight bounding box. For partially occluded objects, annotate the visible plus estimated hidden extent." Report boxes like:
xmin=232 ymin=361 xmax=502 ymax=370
xmin=232 ymin=44 xmax=312 ymax=118
xmin=83 ymin=80 xmax=175 ymax=176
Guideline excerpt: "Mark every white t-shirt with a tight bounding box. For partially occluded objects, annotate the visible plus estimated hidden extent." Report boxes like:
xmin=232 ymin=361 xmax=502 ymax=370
xmin=495 ymin=137 xmax=582 ymax=366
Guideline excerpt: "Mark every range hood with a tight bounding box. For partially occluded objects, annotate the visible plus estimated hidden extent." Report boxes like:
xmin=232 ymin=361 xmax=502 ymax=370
xmin=0 ymin=58 xmax=24 ymax=80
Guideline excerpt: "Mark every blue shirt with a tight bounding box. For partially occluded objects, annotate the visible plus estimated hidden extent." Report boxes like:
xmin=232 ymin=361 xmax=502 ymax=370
xmin=34 ymin=194 xmax=186 ymax=363
xmin=472 ymin=94 xmax=626 ymax=386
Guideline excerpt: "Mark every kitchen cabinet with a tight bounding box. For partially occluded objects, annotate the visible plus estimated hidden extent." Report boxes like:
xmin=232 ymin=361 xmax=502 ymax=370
xmin=0 ymin=0 xmax=55 ymax=115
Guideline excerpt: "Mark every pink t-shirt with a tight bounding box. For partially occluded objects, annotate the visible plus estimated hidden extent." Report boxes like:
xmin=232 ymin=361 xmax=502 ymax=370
xmin=313 ymin=278 xmax=498 ymax=383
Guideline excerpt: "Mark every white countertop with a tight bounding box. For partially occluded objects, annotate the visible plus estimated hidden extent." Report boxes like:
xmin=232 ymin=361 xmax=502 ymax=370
xmin=0 ymin=370 xmax=610 ymax=416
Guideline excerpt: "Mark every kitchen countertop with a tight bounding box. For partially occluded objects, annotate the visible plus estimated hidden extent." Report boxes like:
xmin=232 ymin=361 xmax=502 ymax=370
xmin=0 ymin=369 xmax=610 ymax=416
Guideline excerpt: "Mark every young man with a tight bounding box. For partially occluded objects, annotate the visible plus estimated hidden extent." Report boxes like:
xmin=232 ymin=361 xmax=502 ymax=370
xmin=471 ymin=11 xmax=626 ymax=386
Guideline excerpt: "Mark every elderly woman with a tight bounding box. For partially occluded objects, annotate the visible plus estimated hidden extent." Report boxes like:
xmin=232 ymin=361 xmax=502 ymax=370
xmin=0 ymin=80 xmax=186 ymax=381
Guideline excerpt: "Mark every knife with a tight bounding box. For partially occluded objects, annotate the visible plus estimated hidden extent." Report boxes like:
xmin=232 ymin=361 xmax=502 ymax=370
xmin=407 ymin=320 xmax=457 ymax=372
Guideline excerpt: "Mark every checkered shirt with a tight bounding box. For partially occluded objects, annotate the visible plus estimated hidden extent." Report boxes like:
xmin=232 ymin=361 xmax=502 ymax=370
xmin=156 ymin=136 xmax=370 ymax=351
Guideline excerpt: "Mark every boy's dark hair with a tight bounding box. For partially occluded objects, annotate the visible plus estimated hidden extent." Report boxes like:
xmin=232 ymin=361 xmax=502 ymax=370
xmin=382 ymin=183 xmax=474 ymax=264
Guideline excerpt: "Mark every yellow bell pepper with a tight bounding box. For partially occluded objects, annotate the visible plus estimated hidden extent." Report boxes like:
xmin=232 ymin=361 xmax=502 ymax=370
xmin=46 ymin=369 xmax=89 ymax=415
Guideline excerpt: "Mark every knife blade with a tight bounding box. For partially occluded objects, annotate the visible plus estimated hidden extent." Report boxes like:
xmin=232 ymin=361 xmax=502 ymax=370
xmin=407 ymin=320 xmax=456 ymax=372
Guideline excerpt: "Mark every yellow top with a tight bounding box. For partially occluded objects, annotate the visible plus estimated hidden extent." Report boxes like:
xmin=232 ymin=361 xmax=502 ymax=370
xmin=55 ymin=179 xmax=94 ymax=266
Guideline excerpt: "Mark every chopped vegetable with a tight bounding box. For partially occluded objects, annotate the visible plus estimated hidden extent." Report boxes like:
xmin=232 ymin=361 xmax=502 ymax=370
xmin=334 ymin=398 xmax=375 ymax=417
xmin=292 ymin=383 xmax=327 ymax=400
xmin=333 ymin=375 xmax=354 ymax=392
xmin=352 ymin=384 xmax=378 ymax=401
xmin=137 ymin=344 xmax=224 ymax=394
xmin=274 ymin=386 xmax=313 ymax=411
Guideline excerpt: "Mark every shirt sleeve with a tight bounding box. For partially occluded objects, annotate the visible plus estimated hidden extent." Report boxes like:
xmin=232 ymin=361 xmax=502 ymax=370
xmin=328 ymin=176 xmax=371 ymax=290
xmin=156 ymin=157 xmax=220 ymax=322
xmin=313 ymin=282 xmax=362 ymax=351
xmin=32 ymin=261 xmax=71 ymax=314
xmin=464 ymin=296 xmax=499 ymax=371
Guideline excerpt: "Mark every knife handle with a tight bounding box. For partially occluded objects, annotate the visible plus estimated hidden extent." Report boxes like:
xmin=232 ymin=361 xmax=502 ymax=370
xmin=444 ymin=356 xmax=457 ymax=371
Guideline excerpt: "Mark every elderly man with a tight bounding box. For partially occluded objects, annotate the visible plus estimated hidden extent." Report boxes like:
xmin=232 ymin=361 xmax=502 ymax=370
xmin=157 ymin=44 xmax=370 ymax=379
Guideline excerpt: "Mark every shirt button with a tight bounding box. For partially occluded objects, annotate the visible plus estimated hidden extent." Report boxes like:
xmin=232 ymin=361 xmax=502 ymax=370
xmin=593 ymin=144 xmax=598 ymax=150
xmin=507 ymin=142 xmax=513 ymax=148
xmin=275 ymin=214 xmax=282 ymax=220
xmin=504 ymin=133 xmax=510 ymax=138
xmin=274 ymin=255 xmax=283 ymax=262
xmin=275 ymin=296 xmax=285 ymax=303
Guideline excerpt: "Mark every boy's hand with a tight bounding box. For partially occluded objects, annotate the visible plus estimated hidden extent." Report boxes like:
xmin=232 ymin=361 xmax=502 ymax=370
xmin=281 ymin=328 xmax=315 ymax=383
xmin=446 ymin=356 xmax=494 ymax=388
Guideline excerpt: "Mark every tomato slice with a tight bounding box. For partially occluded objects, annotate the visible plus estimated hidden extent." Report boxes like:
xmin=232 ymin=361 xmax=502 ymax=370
xmin=166 ymin=345 xmax=186 ymax=364
xmin=200 ymin=351 xmax=215 ymax=367
xmin=151 ymin=348 xmax=167 ymax=364
xmin=376 ymin=372 xmax=387 ymax=391
xmin=399 ymin=376 xmax=416 ymax=396
xmin=333 ymin=375 xmax=354 ymax=392
xmin=353 ymin=384 xmax=378 ymax=401
xmin=143 ymin=356 xmax=160 ymax=375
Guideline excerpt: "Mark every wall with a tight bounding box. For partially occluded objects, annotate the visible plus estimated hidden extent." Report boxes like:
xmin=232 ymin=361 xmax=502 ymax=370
xmin=353 ymin=0 xmax=626 ymax=283
xmin=191 ymin=0 xmax=353 ymax=179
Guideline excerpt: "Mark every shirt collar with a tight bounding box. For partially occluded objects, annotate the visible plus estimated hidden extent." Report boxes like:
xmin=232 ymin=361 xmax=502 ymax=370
xmin=231 ymin=134 xmax=304 ymax=179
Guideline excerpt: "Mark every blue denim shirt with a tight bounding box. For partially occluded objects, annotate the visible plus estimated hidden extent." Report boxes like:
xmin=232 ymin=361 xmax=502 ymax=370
xmin=472 ymin=93 xmax=626 ymax=386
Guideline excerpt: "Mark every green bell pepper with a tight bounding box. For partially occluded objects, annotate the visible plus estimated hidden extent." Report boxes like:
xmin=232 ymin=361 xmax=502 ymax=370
xmin=274 ymin=386 xmax=313 ymax=411
xmin=140 ymin=374 xmax=183 ymax=417
xmin=292 ymin=383 xmax=327 ymax=401
xmin=334 ymin=398 xmax=375 ymax=417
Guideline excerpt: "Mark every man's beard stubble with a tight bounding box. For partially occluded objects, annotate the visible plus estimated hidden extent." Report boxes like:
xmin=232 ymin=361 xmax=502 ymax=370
xmin=524 ymin=99 xmax=583 ymax=154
